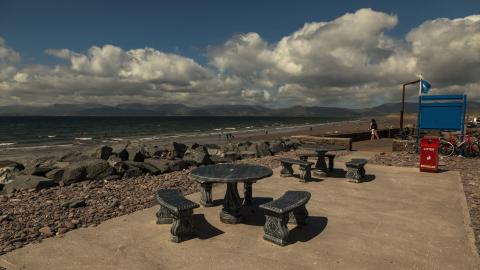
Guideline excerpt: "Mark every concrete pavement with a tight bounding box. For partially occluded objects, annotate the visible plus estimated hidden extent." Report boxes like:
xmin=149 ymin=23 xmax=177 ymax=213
xmin=1 ymin=153 xmax=478 ymax=269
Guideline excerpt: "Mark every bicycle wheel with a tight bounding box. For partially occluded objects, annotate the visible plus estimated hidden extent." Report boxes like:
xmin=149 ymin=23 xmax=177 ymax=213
xmin=439 ymin=140 xmax=455 ymax=157
xmin=463 ymin=142 xmax=480 ymax=158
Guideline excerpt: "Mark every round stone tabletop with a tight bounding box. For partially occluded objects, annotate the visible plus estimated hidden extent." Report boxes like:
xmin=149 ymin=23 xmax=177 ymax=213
xmin=190 ymin=163 xmax=273 ymax=183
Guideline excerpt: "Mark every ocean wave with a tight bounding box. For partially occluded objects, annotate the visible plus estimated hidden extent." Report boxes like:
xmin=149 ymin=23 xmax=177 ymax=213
xmin=75 ymin=137 xmax=93 ymax=141
xmin=0 ymin=142 xmax=16 ymax=146
xmin=224 ymin=127 xmax=236 ymax=130
xmin=48 ymin=135 xmax=57 ymax=138
xmin=2 ymin=144 xmax=73 ymax=150
xmin=140 ymin=136 xmax=160 ymax=141
xmin=213 ymin=128 xmax=222 ymax=131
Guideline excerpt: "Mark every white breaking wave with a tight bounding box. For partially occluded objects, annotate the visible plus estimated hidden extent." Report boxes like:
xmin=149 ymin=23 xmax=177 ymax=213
xmin=75 ymin=137 xmax=93 ymax=141
xmin=0 ymin=142 xmax=15 ymax=146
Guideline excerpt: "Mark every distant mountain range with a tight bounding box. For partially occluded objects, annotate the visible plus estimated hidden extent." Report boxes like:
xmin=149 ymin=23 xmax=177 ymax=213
xmin=0 ymin=102 xmax=478 ymax=117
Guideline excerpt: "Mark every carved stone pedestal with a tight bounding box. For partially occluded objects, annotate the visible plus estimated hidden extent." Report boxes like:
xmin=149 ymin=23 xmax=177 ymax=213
xmin=220 ymin=183 xmax=243 ymax=224
xmin=263 ymin=212 xmax=290 ymax=246
xmin=199 ymin=183 xmax=213 ymax=207
xmin=170 ymin=209 xmax=196 ymax=243
xmin=298 ymin=164 xmax=312 ymax=182
xmin=155 ymin=189 xmax=199 ymax=243
xmin=280 ymin=162 xmax=294 ymax=177
xmin=243 ymin=182 xmax=253 ymax=206
xmin=156 ymin=205 xmax=173 ymax=224
xmin=346 ymin=165 xmax=366 ymax=183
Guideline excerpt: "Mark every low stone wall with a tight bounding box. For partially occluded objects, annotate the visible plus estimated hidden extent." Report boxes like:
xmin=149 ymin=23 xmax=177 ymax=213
xmin=392 ymin=139 xmax=416 ymax=152
xmin=328 ymin=128 xmax=401 ymax=142
xmin=291 ymin=135 xmax=352 ymax=151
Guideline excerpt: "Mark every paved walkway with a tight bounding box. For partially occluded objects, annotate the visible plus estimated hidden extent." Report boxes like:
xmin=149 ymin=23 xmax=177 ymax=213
xmin=1 ymin=153 xmax=478 ymax=269
xmin=352 ymin=138 xmax=394 ymax=153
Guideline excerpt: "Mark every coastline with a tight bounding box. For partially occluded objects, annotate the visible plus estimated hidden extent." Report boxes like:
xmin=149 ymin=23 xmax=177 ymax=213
xmin=0 ymin=116 xmax=403 ymax=161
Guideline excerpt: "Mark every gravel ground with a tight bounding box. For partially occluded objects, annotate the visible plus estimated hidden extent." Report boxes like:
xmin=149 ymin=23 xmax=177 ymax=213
xmin=0 ymin=151 xmax=298 ymax=255
xmin=370 ymin=152 xmax=480 ymax=253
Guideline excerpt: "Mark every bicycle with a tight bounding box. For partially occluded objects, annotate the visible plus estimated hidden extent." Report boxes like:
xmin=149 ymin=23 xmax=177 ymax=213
xmin=439 ymin=133 xmax=480 ymax=157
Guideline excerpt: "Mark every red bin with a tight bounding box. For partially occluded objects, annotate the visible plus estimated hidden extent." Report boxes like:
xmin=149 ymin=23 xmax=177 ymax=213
xmin=419 ymin=137 xmax=440 ymax=173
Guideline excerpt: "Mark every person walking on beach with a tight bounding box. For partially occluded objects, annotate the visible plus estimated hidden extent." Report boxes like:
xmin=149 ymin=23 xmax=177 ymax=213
xmin=370 ymin=119 xmax=380 ymax=140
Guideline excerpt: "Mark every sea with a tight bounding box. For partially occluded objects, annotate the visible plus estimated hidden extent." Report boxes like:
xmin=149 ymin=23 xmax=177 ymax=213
xmin=0 ymin=116 xmax=352 ymax=149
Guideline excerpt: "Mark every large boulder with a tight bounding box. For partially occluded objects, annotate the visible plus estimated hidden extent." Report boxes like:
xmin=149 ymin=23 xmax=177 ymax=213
xmin=22 ymin=156 xmax=59 ymax=176
xmin=168 ymin=160 xmax=187 ymax=171
xmin=59 ymin=151 xmax=90 ymax=163
xmin=183 ymin=146 xmax=212 ymax=166
xmin=2 ymin=175 xmax=55 ymax=194
xmin=62 ymin=159 xmax=113 ymax=185
xmin=123 ymin=167 xmax=143 ymax=178
xmin=240 ymin=151 xmax=256 ymax=160
xmin=128 ymin=145 xmax=150 ymax=162
xmin=124 ymin=161 xmax=161 ymax=175
xmin=112 ymin=162 xmax=129 ymax=176
xmin=206 ymin=144 xmax=223 ymax=157
xmin=237 ymin=141 xmax=253 ymax=152
xmin=222 ymin=143 xmax=240 ymax=157
xmin=0 ymin=159 xmax=25 ymax=184
xmin=95 ymin=145 xmax=113 ymax=160
xmin=0 ymin=166 xmax=19 ymax=184
xmin=117 ymin=148 xmax=129 ymax=161
xmin=254 ymin=142 xmax=271 ymax=157
xmin=144 ymin=159 xmax=171 ymax=174
xmin=150 ymin=145 xmax=169 ymax=158
xmin=45 ymin=168 xmax=64 ymax=183
xmin=107 ymin=155 xmax=122 ymax=167
xmin=172 ymin=142 xmax=188 ymax=158
xmin=283 ymin=138 xmax=299 ymax=150
xmin=0 ymin=160 xmax=24 ymax=171
xmin=269 ymin=140 xmax=286 ymax=154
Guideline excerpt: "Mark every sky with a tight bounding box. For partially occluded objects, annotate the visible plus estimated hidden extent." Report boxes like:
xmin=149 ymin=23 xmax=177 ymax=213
xmin=0 ymin=0 xmax=479 ymax=108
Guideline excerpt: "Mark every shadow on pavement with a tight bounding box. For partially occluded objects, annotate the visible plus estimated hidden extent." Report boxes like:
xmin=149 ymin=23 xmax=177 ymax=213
xmin=361 ymin=174 xmax=376 ymax=183
xmin=211 ymin=198 xmax=224 ymax=206
xmin=326 ymin=168 xmax=347 ymax=178
xmin=290 ymin=216 xmax=328 ymax=243
xmin=241 ymin=197 xmax=273 ymax=226
xmin=193 ymin=214 xmax=224 ymax=240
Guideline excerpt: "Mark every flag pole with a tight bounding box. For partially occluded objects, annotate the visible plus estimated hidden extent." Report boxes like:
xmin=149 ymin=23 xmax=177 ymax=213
xmin=416 ymin=76 xmax=423 ymax=153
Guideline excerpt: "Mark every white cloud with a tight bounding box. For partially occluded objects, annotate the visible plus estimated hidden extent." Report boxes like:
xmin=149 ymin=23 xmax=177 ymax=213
xmin=1 ymin=9 xmax=480 ymax=108
xmin=0 ymin=37 xmax=20 ymax=81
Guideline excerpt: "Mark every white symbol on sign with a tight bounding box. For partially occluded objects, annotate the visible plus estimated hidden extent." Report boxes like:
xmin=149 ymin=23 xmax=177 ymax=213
xmin=427 ymin=156 xmax=431 ymax=160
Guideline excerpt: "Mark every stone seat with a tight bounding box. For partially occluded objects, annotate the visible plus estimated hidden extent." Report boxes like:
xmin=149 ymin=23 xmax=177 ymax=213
xmin=259 ymin=191 xmax=311 ymax=246
xmin=277 ymin=158 xmax=313 ymax=182
xmin=345 ymin=159 xmax=368 ymax=183
xmin=155 ymin=189 xmax=199 ymax=243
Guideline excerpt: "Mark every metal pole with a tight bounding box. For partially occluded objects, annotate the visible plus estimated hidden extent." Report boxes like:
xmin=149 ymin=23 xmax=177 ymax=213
xmin=400 ymin=84 xmax=406 ymax=131
xmin=399 ymin=80 xmax=421 ymax=134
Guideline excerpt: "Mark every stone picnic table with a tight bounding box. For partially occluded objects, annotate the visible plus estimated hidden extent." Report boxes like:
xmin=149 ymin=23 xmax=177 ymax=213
xmin=297 ymin=144 xmax=346 ymax=177
xmin=190 ymin=163 xmax=273 ymax=224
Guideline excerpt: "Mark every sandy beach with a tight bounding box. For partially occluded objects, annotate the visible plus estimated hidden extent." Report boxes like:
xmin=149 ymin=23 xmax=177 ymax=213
xmin=0 ymin=116 xmax=407 ymax=162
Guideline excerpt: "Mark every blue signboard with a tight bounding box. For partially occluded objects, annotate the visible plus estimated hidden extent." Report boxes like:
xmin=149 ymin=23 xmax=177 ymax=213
xmin=415 ymin=94 xmax=467 ymax=152
xmin=418 ymin=95 xmax=466 ymax=131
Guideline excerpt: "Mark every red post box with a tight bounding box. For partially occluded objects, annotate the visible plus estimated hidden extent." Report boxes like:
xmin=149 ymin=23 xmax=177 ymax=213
xmin=419 ymin=137 xmax=440 ymax=172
